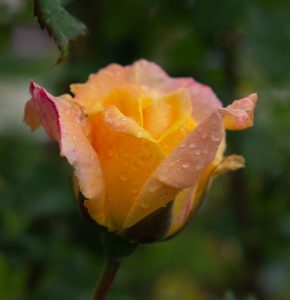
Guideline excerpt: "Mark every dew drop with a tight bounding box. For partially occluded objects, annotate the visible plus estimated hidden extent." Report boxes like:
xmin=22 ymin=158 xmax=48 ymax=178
xmin=182 ymin=162 xmax=191 ymax=169
xmin=137 ymin=132 xmax=143 ymax=138
xmin=195 ymin=149 xmax=201 ymax=155
xmin=140 ymin=199 xmax=149 ymax=208
xmin=108 ymin=149 xmax=114 ymax=157
xmin=201 ymin=132 xmax=208 ymax=140
xmin=195 ymin=162 xmax=204 ymax=171
xmin=211 ymin=132 xmax=221 ymax=142
xmin=131 ymin=188 xmax=138 ymax=195
xmin=72 ymin=135 xmax=77 ymax=140
xmin=189 ymin=142 xmax=196 ymax=149
xmin=203 ymin=148 xmax=209 ymax=154
xmin=180 ymin=143 xmax=186 ymax=148
xmin=148 ymin=180 xmax=160 ymax=193
xmin=120 ymin=171 xmax=129 ymax=182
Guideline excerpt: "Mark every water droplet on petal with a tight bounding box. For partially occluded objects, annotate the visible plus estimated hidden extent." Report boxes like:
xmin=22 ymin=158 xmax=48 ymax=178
xmin=120 ymin=171 xmax=129 ymax=182
xmin=211 ymin=132 xmax=221 ymax=142
xmin=203 ymin=148 xmax=209 ymax=154
xmin=189 ymin=142 xmax=196 ymax=149
xmin=148 ymin=180 xmax=160 ymax=193
xmin=140 ymin=198 xmax=149 ymax=208
xmin=201 ymin=132 xmax=208 ymax=140
xmin=72 ymin=135 xmax=77 ymax=140
xmin=131 ymin=188 xmax=139 ymax=195
xmin=195 ymin=162 xmax=204 ymax=170
xmin=195 ymin=149 xmax=201 ymax=155
xmin=182 ymin=162 xmax=191 ymax=169
xmin=108 ymin=149 xmax=114 ymax=157
xmin=137 ymin=131 xmax=143 ymax=138
xmin=180 ymin=143 xmax=186 ymax=148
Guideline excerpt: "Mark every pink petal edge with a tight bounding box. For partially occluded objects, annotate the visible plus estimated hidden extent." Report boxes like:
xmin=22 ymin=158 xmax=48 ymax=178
xmin=219 ymin=93 xmax=258 ymax=130
xmin=29 ymin=81 xmax=105 ymax=202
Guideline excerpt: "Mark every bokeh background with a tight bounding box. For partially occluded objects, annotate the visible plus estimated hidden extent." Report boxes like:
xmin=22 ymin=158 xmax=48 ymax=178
xmin=1 ymin=0 xmax=290 ymax=299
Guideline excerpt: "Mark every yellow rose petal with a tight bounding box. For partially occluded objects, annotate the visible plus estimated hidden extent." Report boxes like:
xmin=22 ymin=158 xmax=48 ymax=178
xmin=89 ymin=105 xmax=164 ymax=231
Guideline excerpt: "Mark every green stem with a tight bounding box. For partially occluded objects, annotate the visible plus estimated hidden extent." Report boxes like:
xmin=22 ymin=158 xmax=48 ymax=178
xmin=92 ymin=256 xmax=121 ymax=300
xmin=92 ymin=232 xmax=137 ymax=300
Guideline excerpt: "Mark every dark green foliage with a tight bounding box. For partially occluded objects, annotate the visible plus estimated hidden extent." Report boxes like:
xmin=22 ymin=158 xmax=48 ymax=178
xmin=1 ymin=0 xmax=290 ymax=299
xmin=34 ymin=0 xmax=88 ymax=63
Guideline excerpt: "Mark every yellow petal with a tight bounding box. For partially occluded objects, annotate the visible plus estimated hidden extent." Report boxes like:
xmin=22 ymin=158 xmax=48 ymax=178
xmin=143 ymin=89 xmax=193 ymax=139
xmin=70 ymin=64 xmax=131 ymax=114
xmin=102 ymin=86 xmax=144 ymax=125
xmin=89 ymin=105 xmax=164 ymax=231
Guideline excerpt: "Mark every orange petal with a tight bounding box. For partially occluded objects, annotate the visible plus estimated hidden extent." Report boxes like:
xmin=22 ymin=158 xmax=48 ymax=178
xmin=89 ymin=105 xmax=164 ymax=231
xmin=219 ymin=93 xmax=258 ymax=130
xmin=29 ymin=82 xmax=106 ymax=224
xmin=70 ymin=64 xmax=131 ymax=114
xmin=23 ymin=99 xmax=41 ymax=131
xmin=102 ymin=86 xmax=144 ymax=125
xmin=124 ymin=112 xmax=224 ymax=228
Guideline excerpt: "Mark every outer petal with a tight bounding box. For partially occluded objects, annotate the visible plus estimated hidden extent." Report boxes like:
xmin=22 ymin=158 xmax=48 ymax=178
xmin=28 ymin=82 xmax=106 ymax=224
xmin=24 ymin=99 xmax=41 ymax=130
xmin=219 ymin=93 xmax=258 ymax=130
xmin=70 ymin=64 xmax=131 ymax=114
xmin=89 ymin=105 xmax=164 ymax=231
xmin=165 ymin=154 xmax=245 ymax=238
xmin=124 ymin=112 xmax=224 ymax=228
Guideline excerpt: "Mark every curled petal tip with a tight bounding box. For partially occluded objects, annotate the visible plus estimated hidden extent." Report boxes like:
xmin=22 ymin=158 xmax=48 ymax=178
xmin=219 ymin=93 xmax=258 ymax=130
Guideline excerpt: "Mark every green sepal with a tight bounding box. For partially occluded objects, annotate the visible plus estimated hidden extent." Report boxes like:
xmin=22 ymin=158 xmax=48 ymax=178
xmin=101 ymin=231 xmax=137 ymax=263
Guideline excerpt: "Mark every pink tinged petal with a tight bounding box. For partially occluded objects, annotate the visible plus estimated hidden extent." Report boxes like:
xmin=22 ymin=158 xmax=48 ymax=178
xmin=156 ymin=112 xmax=224 ymax=189
xmin=172 ymin=78 xmax=222 ymax=123
xmin=131 ymin=59 xmax=169 ymax=88
xmin=23 ymin=99 xmax=41 ymax=131
xmin=124 ymin=112 xmax=224 ymax=228
xmin=219 ymin=93 xmax=258 ymax=130
xmin=131 ymin=60 xmax=222 ymax=124
xmin=165 ymin=155 xmax=245 ymax=238
xmin=29 ymin=81 xmax=106 ymax=224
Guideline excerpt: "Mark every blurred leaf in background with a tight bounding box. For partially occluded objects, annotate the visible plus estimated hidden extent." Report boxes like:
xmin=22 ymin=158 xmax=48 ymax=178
xmin=1 ymin=0 xmax=290 ymax=299
xmin=34 ymin=0 xmax=88 ymax=63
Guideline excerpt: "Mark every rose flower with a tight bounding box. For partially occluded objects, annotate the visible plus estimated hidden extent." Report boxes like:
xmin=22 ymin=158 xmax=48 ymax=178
xmin=24 ymin=60 xmax=257 ymax=243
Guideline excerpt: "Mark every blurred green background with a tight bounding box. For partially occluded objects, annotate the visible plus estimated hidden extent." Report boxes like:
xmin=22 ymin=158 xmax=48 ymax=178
xmin=1 ymin=0 xmax=290 ymax=299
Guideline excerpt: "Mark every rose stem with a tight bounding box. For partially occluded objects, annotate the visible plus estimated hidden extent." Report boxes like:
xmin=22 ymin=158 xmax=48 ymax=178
xmin=92 ymin=256 xmax=121 ymax=300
